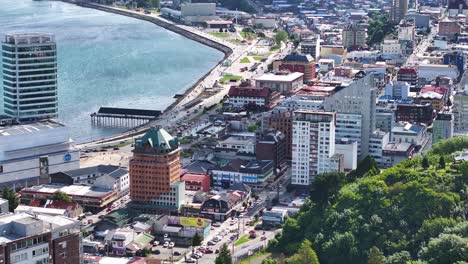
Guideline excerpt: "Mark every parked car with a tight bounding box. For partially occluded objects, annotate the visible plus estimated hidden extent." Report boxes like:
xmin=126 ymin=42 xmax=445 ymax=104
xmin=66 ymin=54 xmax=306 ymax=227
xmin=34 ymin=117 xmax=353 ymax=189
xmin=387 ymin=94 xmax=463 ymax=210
xmin=174 ymin=251 xmax=181 ymax=256
xmin=204 ymin=248 xmax=214 ymax=254
xmin=163 ymin=242 xmax=169 ymax=248
xmin=185 ymin=258 xmax=196 ymax=263
xmin=207 ymin=240 xmax=216 ymax=246
xmin=153 ymin=241 xmax=160 ymax=246
xmin=168 ymin=242 xmax=175 ymax=248
xmin=153 ymin=249 xmax=160 ymax=255
xmin=212 ymin=222 xmax=221 ymax=227
xmin=261 ymin=236 xmax=267 ymax=241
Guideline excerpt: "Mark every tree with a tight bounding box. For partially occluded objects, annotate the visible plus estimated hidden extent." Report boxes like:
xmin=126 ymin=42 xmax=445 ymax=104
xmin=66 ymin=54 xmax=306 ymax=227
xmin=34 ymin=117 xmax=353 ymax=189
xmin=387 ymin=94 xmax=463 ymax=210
xmin=288 ymin=239 xmax=320 ymax=264
xmin=191 ymin=232 xmax=202 ymax=247
xmin=309 ymin=172 xmax=346 ymax=207
xmin=422 ymin=156 xmax=430 ymax=169
xmin=274 ymin=30 xmax=288 ymax=46
xmin=262 ymin=257 xmax=278 ymax=264
xmin=439 ymin=156 xmax=446 ymax=169
xmin=367 ymin=246 xmax=385 ymax=264
xmin=1 ymin=186 xmax=18 ymax=212
xmin=420 ymin=234 xmax=468 ymax=263
xmin=52 ymin=191 xmax=72 ymax=203
xmin=242 ymin=201 xmax=248 ymax=208
xmin=460 ymin=162 xmax=468 ymax=183
xmin=215 ymin=243 xmax=232 ymax=264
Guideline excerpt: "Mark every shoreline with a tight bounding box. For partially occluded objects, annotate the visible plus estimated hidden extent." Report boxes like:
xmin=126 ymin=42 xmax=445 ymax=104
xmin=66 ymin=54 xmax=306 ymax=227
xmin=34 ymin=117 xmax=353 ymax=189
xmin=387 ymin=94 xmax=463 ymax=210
xmin=61 ymin=1 xmax=236 ymax=146
xmin=75 ymin=2 xmax=233 ymax=115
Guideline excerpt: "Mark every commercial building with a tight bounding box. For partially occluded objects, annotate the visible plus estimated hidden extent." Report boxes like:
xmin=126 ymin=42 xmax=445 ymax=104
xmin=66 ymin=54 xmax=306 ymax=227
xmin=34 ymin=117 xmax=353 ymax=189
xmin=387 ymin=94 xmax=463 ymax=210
xmin=335 ymin=113 xmax=363 ymax=157
xmin=20 ymin=184 xmax=118 ymax=211
xmin=254 ymin=72 xmax=304 ymax=94
xmin=398 ymin=20 xmax=415 ymax=41
xmin=2 ymin=33 xmax=58 ymax=121
xmin=200 ymin=188 xmax=248 ymax=221
xmin=0 ymin=212 xmax=82 ymax=264
xmin=397 ymin=67 xmax=418 ymax=90
xmin=369 ymin=130 xmax=391 ymax=167
xmin=396 ymin=103 xmax=434 ymax=125
xmin=227 ymin=86 xmax=280 ymax=109
xmin=300 ymin=36 xmax=321 ymax=60
xmin=443 ymin=52 xmax=464 ymax=75
xmin=417 ymin=64 xmax=459 ymax=84
xmin=291 ymin=110 xmax=343 ymax=186
xmin=212 ymin=159 xmax=274 ymax=189
xmin=453 ymin=88 xmax=468 ymax=133
xmin=405 ymin=12 xmax=430 ymax=29
xmin=262 ymin=208 xmax=288 ymax=228
xmin=448 ymin=0 xmax=468 ymax=18
xmin=215 ymin=133 xmax=256 ymax=158
xmin=252 ymin=17 xmax=277 ymax=29
xmin=342 ymin=23 xmax=367 ymax=50
xmin=384 ymin=81 xmax=410 ymax=100
xmin=153 ymin=215 xmax=211 ymax=246
xmin=50 ymin=165 xmax=129 ymax=196
xmin=180 ymin=3 xmax=219 ymax=25
xmin=129 ymin=128 xmax=185 ymax=212
xmin=273 ymin=53 xmax=316 ymax=82
xmin=381 ymin=39 xmax=402 ymax=56
xmin=382 ymin=142 xmax=416 ymax=168
xmin=413 ymin=92 xmax=445 ymax=111
xmin=391 ymin=122 xmax=428 ymax=147
xmin=438 ymin=18 xmax=462 ymax=40
xmin=180 ymin=173 xmax=210 ymax=192
xmin=323 ymin=72 xmax=377 ymax=159
xmin=391 ymin=0 xmax=408 ymax=22
xmin=433 ymin=112 xmax=454 ymax=144
xmin=0 ymin=120 xmax=79 ymax=189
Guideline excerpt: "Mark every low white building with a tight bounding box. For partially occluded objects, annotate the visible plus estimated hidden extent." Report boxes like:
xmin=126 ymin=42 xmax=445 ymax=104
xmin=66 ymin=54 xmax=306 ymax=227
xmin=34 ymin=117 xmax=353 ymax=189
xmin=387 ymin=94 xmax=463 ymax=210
xmin=418 ymin=64 xmax=459 ymax=83
xmin=254 ymin=72 xmax=304 ymax=94
xmin=279 ymin=95 xmax=323 ymax=111
xmin=180 ymin=3 xmax=219 ymax=24
xmin=384 ymin=80 xmax=410 ymax=100
xmin=369 ymin=130 xmax=390 ymax=167
xmin=381 ymin=39 xmax=402 ymax=55
xmin=0 ymin=120 xmax=79 ymax=189
xmin=335 ymin=139 xmax=358 ymax=171
xmin=252 ymin=17 xmax=277 ymax=29
xmin=215 ymin=133 xmax=256 ymax=155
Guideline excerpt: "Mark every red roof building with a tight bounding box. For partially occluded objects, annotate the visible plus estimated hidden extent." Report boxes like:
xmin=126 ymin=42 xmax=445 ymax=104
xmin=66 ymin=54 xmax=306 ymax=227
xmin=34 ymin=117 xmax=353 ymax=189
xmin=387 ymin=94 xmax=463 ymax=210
xmin=180 ymin=173 xmax=211 ymax=192
xmin=421 ymin=85 xmax=449 ymax=96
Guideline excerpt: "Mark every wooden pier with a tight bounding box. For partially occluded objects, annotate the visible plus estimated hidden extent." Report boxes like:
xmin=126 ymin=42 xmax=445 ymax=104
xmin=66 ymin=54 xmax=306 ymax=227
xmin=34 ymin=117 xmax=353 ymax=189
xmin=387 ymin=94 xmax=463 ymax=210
xmin=90 ymin=107 xmax=162 ymax=128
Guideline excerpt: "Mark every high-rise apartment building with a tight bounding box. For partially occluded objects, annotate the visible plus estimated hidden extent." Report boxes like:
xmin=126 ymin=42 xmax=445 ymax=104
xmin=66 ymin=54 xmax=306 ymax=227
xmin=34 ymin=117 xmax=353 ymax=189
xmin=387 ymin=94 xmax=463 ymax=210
xmin=342 ymin=23 xmax=367 ymax=51
xmin=129 ymin=127 xmax=185 ymax=211
xmin=2 ymin=33 xmax=58 ymax=121
xmin=392 ymin=0 xmax=408 ymax=23
xmin=323 ymin=73 xmax=377 ymax=159
xmin=292 ymin=110 xmax=343 ymax=186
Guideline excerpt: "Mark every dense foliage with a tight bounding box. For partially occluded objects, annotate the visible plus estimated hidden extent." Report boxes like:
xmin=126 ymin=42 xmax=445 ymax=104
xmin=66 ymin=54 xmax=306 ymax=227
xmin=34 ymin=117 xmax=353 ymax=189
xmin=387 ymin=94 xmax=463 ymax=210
xmin=1 ymin=186 xmax=18 ymax=212
xmin=215 ymin=243 xmax=233 ymax=264
xmin=367 ymin=12 xmax=395 ymax=46
xmin=271 ymin=137 xmax=468 ymax=263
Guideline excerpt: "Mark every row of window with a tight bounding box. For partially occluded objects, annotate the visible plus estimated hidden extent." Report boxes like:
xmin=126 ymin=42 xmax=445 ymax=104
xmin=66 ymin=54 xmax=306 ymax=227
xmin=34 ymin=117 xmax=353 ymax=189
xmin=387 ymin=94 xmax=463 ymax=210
xmin=10 ymin=236 xmax=48 ymax=251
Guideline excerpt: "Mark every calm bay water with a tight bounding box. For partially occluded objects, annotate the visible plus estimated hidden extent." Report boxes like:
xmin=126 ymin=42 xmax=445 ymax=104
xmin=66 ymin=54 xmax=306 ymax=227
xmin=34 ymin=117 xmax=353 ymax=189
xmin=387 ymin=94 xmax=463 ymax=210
xmin=0 ymin=0 xmax=223 ymax=142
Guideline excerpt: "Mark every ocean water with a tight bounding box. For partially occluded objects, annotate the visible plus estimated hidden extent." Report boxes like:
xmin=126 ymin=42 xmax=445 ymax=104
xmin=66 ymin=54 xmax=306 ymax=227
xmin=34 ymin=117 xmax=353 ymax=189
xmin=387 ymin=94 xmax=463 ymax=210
xmin=0 ymin=0 xmax=224 ymax=142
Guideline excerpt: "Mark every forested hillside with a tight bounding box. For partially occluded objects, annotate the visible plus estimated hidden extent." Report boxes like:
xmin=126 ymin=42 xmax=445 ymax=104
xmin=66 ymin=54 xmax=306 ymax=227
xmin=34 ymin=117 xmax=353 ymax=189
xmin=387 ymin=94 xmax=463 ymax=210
xmin=267 ymin=137 xmax=468 ymax=264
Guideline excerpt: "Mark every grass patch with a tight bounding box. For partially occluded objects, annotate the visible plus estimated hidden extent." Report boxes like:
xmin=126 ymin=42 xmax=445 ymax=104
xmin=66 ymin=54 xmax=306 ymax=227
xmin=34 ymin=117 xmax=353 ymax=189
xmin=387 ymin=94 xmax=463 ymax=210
xmin=234 ymin=234 xmax=249 ymax=246
xmin=239 ymin=252 xmax=271 ymax=264
xmin=219 ymin=75 xmax=242 ymax=84
xmin=209 ymin=32 xmax=230 ymax=38
xmin=252 ymin=56 xmax=263 ymax=61
xmin=240 ymin=57 xmax=251 ymax=63
xmin=229 ymin=39 xmax=244 ymax=45
xmin=270 ymin=45 xmax=280 ymax=51
xmin=240 ymin=32 xmax=256 ymax=39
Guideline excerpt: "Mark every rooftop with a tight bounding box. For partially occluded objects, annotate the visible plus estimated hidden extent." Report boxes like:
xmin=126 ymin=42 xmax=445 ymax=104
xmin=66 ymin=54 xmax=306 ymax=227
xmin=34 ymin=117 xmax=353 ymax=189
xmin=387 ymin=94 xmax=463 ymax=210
xmin=21 ymin=184 xmax=114 ymax=199
xmin=0 ymin=120 xmax=64 ymax=137
xmin=228 ymin=86 xmax=271 ymax=98
xmin=255 ymin=72 xmax=303 ymax=82
xmin=135 ymin=127 xmax=178 ymax=150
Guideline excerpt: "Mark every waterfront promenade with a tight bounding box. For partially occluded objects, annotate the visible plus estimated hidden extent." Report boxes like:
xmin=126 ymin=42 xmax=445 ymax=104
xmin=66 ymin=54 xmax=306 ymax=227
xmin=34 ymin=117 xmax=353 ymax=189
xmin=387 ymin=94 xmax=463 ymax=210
xmin=74 ymin=3 xmax=283 ymax=149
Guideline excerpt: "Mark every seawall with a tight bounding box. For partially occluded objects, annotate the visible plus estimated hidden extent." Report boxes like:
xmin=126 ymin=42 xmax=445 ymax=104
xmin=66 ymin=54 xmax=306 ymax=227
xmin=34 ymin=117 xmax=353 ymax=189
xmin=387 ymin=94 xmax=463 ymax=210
xmin=75 ymin=2 xmax=233 ymax=113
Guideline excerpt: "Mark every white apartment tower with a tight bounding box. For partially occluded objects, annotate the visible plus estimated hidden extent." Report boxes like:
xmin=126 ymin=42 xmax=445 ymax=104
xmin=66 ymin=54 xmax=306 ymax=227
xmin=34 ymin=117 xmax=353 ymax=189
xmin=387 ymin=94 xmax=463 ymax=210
xmin=453 ymin=87 xmax=468 ymax=134
xmin=2 ymin=33 xmax=58 ymax=121
xmin=292 ymin=110 xmax=339 ymax=186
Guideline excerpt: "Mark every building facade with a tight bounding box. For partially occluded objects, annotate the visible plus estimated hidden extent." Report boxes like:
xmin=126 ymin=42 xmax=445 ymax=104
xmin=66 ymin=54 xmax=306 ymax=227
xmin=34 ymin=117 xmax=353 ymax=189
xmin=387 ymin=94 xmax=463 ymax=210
xmin=453 ymin=88 xmax=468 ymax=133
xmin=432 ymin=112 xmax=454 ymax=144
xmin=129 ymin=128 xmax=184 ymax=211
xmin=291 ymin=111 xmax=339 ymax=186
xmin=392 ymin=0 xmax=408 ymax=22
xmin=396 ymin=103 xmax=434 ymax=125
xmin=0 ymin=120 xmax=80 ymax=189
xmin=2 ymin=33 xmax=58 ymax=121
xmin=274 ymin=53 xmax=316 ymax=82
xmin=254 ymin=72 xmax=304 ymax=94
xmin=342 ymin=23 xmax=367 ymax=50
xmin=227 ymin=86 xmax=280 ymax=109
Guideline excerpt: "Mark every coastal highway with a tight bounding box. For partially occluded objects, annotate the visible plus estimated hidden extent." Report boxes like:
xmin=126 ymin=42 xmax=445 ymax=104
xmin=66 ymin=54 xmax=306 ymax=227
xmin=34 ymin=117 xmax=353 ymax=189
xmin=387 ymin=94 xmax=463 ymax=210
xmin=76 ymin=5 xmax=290 ymax=150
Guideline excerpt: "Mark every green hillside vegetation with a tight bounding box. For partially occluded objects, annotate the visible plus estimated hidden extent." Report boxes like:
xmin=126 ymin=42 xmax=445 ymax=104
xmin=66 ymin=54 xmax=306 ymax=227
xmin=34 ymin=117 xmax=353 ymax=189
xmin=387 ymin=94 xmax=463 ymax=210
xmin=268 ymin=136 xmax=468 ymax=264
